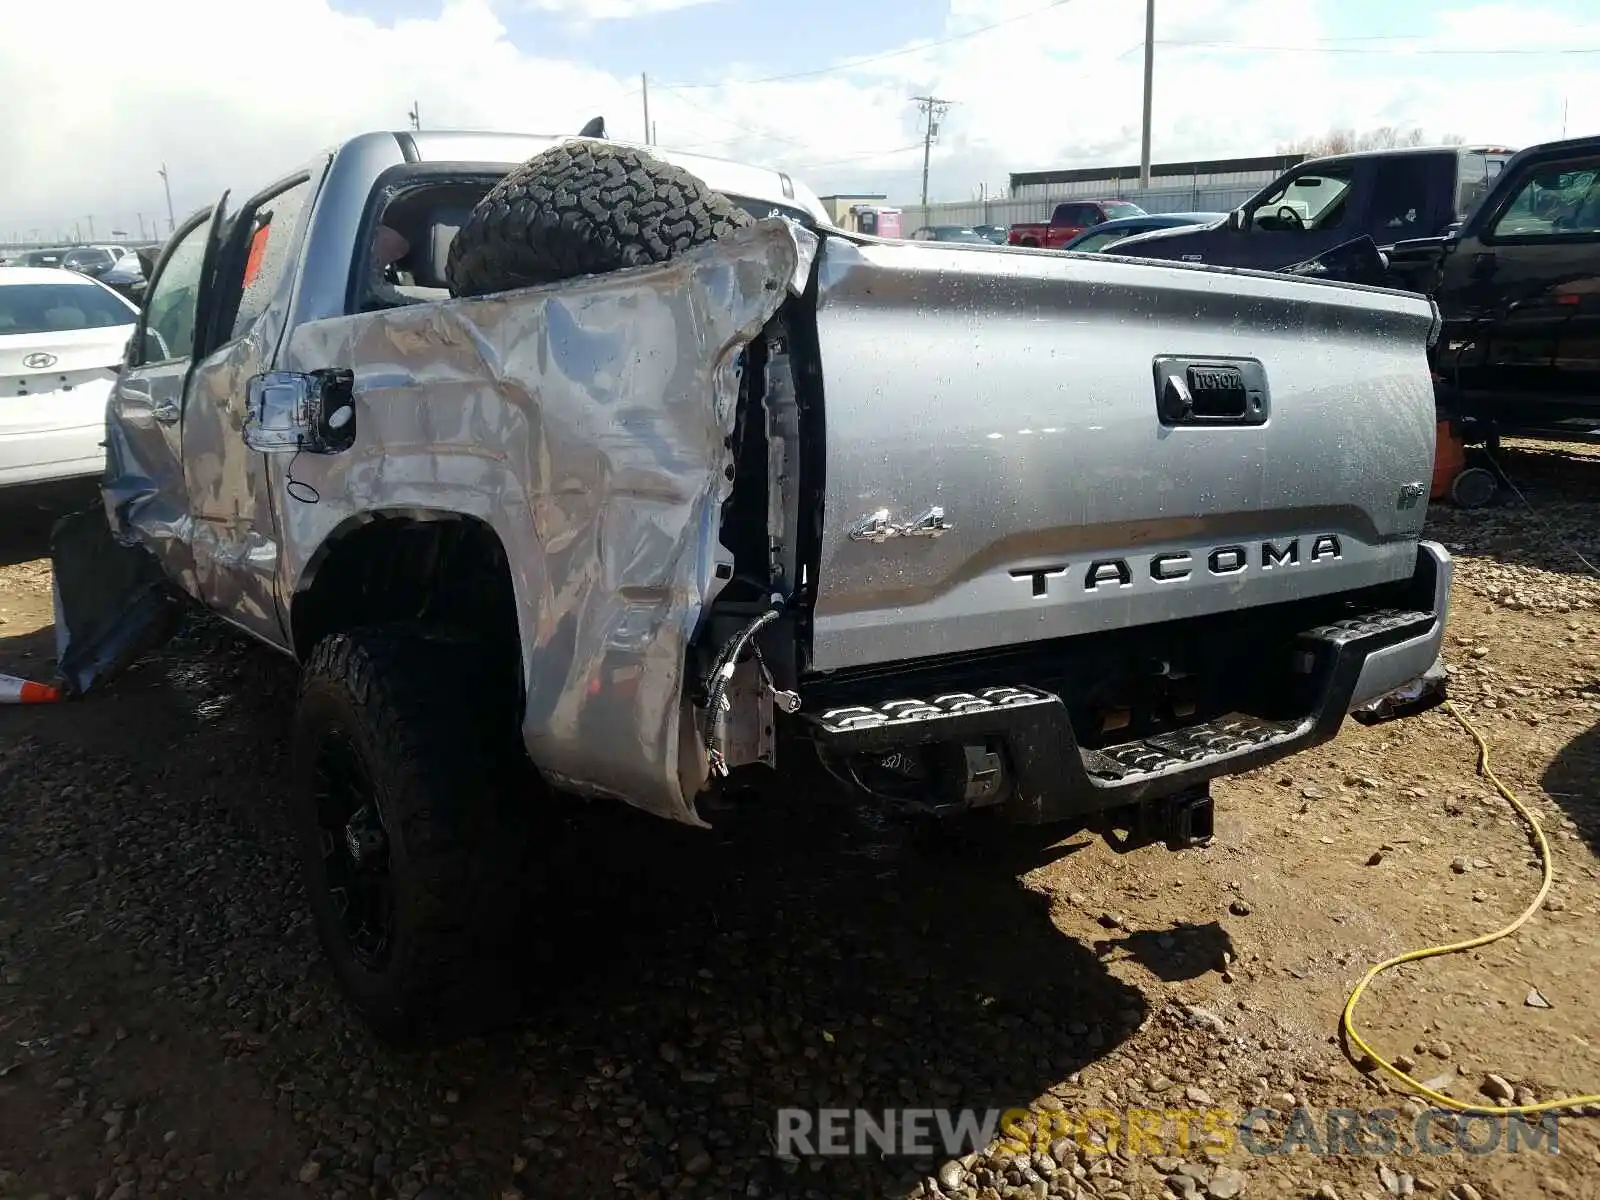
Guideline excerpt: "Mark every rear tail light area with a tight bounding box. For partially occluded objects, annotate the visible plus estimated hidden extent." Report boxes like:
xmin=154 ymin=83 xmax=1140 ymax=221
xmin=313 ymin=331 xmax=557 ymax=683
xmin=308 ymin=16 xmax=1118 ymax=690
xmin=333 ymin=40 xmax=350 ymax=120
xmin=2 ymin=365 xmax=119 ymax=398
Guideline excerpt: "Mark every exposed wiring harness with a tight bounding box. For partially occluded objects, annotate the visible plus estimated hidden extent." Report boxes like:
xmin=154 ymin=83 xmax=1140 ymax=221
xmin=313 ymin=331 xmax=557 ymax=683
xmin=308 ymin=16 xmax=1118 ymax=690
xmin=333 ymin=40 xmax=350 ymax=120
xmin=701 ymin=598 xmax=798 ymax=777
xmin=1341 ymin=700 xmax=1600 ymax=1115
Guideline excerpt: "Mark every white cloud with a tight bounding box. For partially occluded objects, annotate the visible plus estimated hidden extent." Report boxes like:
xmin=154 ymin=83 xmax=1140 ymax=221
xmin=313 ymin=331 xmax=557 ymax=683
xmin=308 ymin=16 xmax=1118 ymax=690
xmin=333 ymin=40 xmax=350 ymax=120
xmin=514 ymin=0 xmax=723 ymax=15
xmin=1 ymin=0 xmax=1597 ymax=240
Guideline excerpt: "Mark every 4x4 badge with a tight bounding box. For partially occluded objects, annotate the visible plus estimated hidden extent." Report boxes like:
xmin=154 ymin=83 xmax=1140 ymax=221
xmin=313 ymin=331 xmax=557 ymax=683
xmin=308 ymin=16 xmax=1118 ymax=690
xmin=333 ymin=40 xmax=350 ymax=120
xmin=847 ymin=506 xmax=954 ymax=543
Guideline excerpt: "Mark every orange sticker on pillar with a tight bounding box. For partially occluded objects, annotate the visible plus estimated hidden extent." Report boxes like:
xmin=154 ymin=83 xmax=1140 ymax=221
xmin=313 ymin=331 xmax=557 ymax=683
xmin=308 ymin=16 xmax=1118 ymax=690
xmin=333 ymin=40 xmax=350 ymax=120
xmin=242 ymin=222 xmax=271 ymax=288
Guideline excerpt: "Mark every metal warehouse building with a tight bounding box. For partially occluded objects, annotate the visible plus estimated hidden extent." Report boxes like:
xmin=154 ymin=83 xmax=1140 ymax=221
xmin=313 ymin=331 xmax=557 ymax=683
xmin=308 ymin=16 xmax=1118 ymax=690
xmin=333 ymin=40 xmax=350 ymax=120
xmin=1007 ymin=153 xmax=1303 ymax=203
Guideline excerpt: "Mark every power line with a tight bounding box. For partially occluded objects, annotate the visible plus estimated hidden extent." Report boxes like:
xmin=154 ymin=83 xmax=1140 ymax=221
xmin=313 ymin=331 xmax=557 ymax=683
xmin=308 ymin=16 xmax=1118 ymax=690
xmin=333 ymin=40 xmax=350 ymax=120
xmin=660 ymin=87 xmax=810 ymax=147
xmin=654 ymin=0 xmax=1075 ymax=90
xmin=913 ymin=96 xmax=953 ymax=208
xmin=795 ymin=143 xmax=926 ymax=172
xmin=629 ymin=86 xmax=921 ymax=164
xmin=661 ymin=135 xmax=925 ymax=169
xmin=1157 ymin=38 xmax=1600 ymax=55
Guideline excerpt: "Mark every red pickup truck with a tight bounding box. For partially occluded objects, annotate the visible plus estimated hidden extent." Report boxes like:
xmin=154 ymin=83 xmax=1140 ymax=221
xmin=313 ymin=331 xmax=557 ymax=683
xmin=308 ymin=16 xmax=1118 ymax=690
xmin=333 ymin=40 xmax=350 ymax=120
xmin=1008 ymin=199 xmax=1147 ymax=248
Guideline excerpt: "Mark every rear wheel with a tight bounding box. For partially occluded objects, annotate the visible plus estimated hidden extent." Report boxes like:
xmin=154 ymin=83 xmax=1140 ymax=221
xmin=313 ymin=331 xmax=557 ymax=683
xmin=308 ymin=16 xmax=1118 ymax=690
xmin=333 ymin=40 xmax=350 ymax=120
xmin=292 ymin=623 xmax=538 ymax=1041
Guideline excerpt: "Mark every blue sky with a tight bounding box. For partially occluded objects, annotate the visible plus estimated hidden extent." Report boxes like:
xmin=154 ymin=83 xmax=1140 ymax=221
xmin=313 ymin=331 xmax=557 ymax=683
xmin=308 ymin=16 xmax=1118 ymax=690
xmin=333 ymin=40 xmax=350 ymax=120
xmin=331 ymin=0 xmax=961 ymax=91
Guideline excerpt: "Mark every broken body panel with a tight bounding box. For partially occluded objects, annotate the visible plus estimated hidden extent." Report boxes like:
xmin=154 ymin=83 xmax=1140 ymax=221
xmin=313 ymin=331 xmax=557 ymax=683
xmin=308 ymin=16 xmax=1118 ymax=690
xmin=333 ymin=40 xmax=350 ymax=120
xmin=56 ymin=131 xmax=1451 ymax=833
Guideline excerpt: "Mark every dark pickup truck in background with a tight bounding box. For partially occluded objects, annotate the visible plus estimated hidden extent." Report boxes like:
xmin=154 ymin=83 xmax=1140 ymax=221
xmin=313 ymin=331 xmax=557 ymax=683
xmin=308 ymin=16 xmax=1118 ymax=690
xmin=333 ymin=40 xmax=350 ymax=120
xmin=1007 ymin=199 xmax=1146 ymax=248
xmin=1385 ymin=134 xmax=1600 ymax=438
xmin=1110 ymin=144 xmax=1515 ymax=271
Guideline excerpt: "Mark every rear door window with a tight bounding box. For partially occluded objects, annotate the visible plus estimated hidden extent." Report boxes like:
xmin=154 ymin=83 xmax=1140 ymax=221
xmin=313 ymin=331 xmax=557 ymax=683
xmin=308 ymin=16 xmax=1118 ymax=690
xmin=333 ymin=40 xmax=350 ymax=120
xmin=1370 ymin=156 xmax=1440 ymax=235
xmin=229 ymin=178 xmax=314 ymax=340
xmin=62 ymin=248 xmax=115 ymax=272
xmin=141 ymin=219 xmax=212 ymax=362
xmin=1456 ymin=152 xmax=1508 ymax=221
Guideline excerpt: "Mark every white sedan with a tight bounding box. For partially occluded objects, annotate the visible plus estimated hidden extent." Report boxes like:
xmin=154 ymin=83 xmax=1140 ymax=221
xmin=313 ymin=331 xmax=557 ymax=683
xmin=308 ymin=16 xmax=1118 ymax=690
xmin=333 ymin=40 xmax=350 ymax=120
xmin=0 ymin=266 xmax=138 ymax=488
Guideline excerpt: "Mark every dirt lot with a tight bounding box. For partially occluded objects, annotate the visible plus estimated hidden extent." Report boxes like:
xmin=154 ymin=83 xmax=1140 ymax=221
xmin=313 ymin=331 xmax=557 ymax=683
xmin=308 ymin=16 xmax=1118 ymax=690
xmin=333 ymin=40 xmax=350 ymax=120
xmin=1 ymin=444 xmax=1598 ymax=1200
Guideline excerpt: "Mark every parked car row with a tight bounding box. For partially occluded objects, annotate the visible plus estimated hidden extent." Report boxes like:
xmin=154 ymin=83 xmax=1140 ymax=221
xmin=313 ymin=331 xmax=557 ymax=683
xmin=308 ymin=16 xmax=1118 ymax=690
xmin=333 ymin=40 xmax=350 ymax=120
xmin=8 ymin=244 xmax=124 ymax=277
xmin=3 ymin=242 xmax=156 ymax=275
xmin=1058 ymin=211 xmax=1225 ymax=252
xmin=903 ymin=213 xmax=1226 ymax=254
xmin=1008 ymin=200 xmax=1148 ymax=248
xmin=907 ymin=223 xmax=1011 ymax=245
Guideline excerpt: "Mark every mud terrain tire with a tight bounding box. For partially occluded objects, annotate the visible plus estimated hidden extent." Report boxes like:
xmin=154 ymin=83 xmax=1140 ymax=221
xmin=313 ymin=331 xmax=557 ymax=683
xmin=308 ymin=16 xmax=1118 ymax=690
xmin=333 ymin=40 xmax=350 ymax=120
xmin=446 ymin=141 xmax=754 ymax=297
xmin=292 ymin=623 xmax=536 ymax=1041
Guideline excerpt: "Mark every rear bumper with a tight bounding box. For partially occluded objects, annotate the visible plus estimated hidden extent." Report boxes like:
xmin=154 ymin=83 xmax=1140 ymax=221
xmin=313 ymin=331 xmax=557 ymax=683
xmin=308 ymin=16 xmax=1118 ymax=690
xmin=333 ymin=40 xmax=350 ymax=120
xmin=803 ymin=541 xmax=1451 ymax=824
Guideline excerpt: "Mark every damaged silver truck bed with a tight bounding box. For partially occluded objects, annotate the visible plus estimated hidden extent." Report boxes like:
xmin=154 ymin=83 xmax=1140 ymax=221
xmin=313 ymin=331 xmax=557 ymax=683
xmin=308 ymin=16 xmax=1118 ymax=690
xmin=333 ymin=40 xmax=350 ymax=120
xmin=54 ymin=129 xmax=1452 ymax=1037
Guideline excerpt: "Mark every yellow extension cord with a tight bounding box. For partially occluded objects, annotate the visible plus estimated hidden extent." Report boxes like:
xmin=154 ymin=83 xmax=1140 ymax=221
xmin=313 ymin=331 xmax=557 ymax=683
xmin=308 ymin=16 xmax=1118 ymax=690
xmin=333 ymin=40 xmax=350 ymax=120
xmin=1340 ymin=699 xmax=1600 ymax=1116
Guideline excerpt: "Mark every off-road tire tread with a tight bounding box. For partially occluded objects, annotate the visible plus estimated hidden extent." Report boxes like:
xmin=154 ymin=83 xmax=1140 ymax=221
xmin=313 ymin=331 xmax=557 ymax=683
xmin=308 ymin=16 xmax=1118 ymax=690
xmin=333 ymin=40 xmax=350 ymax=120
xmin=446 ymin=140 xmax=754 ymax=297
xmin=293 ymin=623 xmax=532 ymax=1041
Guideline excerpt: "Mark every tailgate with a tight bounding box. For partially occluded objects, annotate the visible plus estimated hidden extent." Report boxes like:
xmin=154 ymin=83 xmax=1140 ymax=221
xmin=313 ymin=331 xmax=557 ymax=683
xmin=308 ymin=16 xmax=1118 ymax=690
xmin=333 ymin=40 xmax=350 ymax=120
xmin=806 ymin=238 xmax=1439 ymax=673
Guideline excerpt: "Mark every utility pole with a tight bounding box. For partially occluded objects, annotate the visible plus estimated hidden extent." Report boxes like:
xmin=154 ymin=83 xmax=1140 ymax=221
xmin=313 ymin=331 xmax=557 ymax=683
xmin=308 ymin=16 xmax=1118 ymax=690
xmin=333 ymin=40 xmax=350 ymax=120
xmin=137 ymin=213 xmax=145 ymax=241
xmin=86 ymin=215 xmax=95 ymax=241
xmin=159 ymin=163 xmax=175 ymax=234
xmin=913 ymin=95 xmax=952 ymax=208
xmin=408 ymin=101 xmax=421 ymax=130
xmin=1138 ymin=0 xmax=1155 ymax=189
xmin=641 ymin=74 xmax=651 ymax=145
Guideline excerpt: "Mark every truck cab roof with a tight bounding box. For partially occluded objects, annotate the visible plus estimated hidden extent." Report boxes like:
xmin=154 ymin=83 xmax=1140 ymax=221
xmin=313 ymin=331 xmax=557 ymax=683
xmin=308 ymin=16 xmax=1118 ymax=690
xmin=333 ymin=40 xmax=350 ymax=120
xmin=1295 ymin=143 xmax=1517 ymax=170
xmin=386 ymin=130 xmax=833 ymax=228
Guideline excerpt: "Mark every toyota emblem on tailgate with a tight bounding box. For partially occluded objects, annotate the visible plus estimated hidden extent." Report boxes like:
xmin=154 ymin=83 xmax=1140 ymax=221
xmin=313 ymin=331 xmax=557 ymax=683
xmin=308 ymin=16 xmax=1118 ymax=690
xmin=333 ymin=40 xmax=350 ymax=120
xmin=22 ymin=352 xmax=57 ymax=369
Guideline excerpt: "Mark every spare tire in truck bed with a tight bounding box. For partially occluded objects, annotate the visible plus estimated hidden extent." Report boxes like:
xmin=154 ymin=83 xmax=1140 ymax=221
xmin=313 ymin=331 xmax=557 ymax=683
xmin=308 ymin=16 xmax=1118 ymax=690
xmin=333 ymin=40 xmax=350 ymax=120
xmin=446 ymin=141 xmax=754 ymax=297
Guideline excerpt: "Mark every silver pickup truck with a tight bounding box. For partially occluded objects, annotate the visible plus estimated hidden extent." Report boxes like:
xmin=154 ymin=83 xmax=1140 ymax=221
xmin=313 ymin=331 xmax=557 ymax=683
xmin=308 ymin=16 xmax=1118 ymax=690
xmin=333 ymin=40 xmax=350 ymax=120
xmin=53 ymin=127 xmax=1451 ymax=1038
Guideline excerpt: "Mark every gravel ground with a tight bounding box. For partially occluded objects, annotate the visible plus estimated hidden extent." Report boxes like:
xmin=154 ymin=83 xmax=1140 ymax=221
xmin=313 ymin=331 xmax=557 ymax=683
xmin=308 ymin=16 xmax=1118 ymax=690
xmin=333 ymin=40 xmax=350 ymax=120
xmin=1 ymin=443 xmax=1599 ymax=1200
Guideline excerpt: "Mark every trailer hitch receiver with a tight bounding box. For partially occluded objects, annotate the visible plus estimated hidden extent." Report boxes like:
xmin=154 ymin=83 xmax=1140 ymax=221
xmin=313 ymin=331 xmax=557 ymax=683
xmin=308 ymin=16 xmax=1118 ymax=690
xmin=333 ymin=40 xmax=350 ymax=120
xmin=1100 ymin=785 xmax=1215 ymax=853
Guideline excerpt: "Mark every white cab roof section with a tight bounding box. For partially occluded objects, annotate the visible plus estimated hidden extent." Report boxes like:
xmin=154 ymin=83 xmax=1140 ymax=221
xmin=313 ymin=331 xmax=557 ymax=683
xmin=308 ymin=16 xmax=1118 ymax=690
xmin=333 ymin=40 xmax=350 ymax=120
xmin=404 ymin=131 xmax=835 ymax=228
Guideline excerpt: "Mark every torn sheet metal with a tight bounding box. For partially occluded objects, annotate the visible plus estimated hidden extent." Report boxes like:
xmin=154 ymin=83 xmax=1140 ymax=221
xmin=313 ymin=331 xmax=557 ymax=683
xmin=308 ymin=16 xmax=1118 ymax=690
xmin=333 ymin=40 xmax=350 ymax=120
xmin=100 ymin=380 xmax=199 ymax=594
xmin=1350 ymin=657 xmax=1449 ymax=726
xmin=276 ymin=217 xmax=814 ymax=825
xmin=50 ymin=507 xmax=184 ymax=696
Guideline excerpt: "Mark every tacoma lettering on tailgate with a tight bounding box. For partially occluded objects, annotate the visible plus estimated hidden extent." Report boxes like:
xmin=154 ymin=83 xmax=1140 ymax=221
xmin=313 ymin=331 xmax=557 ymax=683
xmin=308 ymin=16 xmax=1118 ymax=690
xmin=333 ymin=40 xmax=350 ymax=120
xmin=1009 ymin=535 xmax=1344 ymax=597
